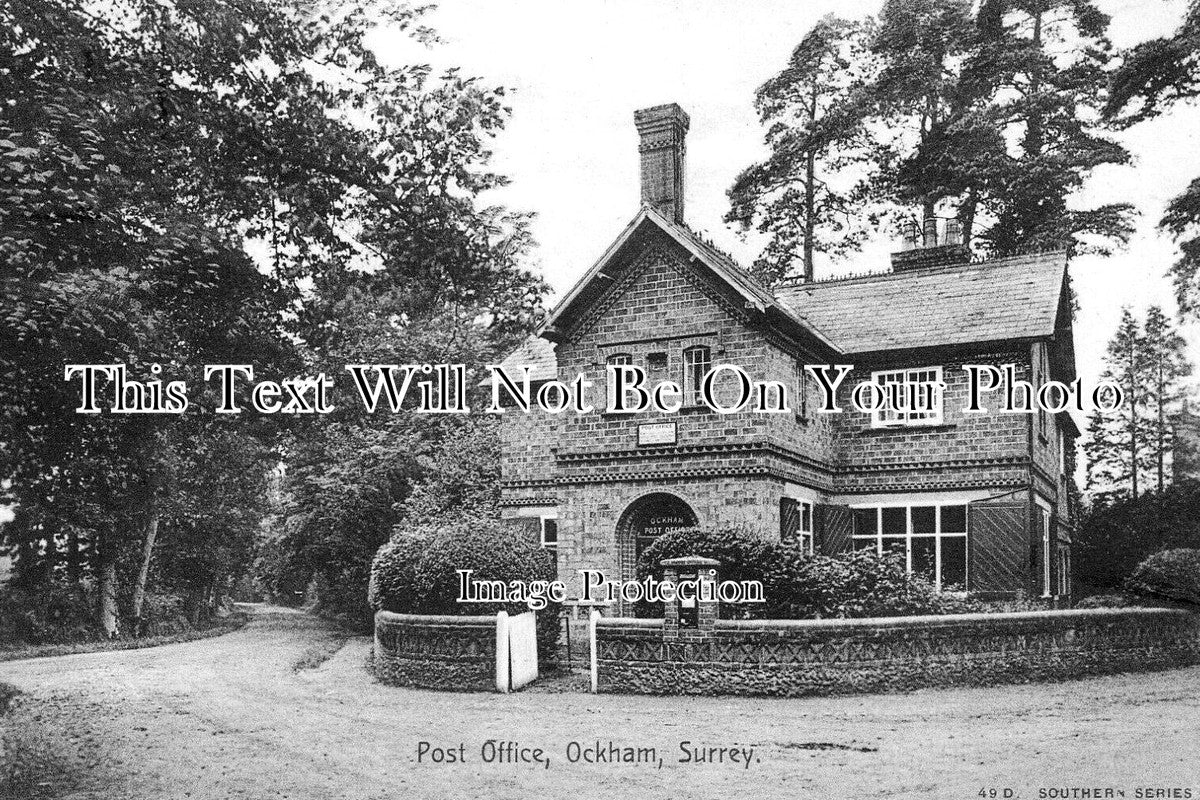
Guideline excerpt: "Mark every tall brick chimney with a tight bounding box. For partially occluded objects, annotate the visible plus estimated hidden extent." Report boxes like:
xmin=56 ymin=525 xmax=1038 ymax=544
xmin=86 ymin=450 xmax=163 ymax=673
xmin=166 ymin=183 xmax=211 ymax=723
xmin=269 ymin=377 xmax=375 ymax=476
xmin=635 ymin=103 xmax=689 ymax=224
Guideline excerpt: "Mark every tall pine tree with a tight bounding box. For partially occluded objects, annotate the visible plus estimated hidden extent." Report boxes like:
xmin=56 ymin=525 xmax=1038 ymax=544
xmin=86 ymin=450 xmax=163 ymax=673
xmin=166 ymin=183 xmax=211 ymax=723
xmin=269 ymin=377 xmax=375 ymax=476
xmin=1142 ymin=305 xmax=1194 ymax=492
xmin=726 ymin=15 xmax=876 ymax=284
xmin=1085 ymin=309 xmax=1155 ymax=504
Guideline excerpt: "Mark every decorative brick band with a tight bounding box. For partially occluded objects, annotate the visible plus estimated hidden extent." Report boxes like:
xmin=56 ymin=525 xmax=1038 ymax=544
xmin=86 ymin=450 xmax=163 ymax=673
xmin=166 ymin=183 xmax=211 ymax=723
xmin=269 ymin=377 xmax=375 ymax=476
xmin=373 ymin=611 xmax=497 ymax=691
xmin=594 ymin=607 xmax=1200 ymax=697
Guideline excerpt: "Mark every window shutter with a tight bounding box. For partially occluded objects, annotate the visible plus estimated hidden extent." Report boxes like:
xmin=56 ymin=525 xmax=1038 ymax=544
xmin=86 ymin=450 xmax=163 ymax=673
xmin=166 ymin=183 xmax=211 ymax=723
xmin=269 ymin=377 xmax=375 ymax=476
xmin=819 ymin=504 xmax=852 ymax=555
xmin=779 ymin=498 xmax=800 ymax=540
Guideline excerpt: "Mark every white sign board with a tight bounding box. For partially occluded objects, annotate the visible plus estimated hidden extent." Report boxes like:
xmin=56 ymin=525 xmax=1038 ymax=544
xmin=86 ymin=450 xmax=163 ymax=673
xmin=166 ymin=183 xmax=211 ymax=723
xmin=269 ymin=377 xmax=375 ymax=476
xmin=637 ymin=421 xmax=677 ymax=446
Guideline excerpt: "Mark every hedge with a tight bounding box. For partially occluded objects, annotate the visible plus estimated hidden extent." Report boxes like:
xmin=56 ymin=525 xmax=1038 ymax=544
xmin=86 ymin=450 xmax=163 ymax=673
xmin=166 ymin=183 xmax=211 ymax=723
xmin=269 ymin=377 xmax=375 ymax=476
xmin=369 ymin=518 xmax=560 ymax=660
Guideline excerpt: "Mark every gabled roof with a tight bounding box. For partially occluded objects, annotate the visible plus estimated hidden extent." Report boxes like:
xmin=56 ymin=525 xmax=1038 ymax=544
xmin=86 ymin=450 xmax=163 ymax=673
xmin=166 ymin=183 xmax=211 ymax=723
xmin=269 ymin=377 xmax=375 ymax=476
xmin=538 ymin=205 xmax=838 ymax=353
xmin=498 ymin=209 xmax=1071 ymax=378
xmin=773 ymin=250 xmax=1069 ymax=356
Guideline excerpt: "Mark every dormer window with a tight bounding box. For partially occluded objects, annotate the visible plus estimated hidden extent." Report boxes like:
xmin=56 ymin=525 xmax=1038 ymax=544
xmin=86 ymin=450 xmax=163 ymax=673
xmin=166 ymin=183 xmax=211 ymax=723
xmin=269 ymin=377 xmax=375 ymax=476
xmin=870 ymin=367 xmax=944 ymax=427
xmin=682 ymin=346 xmax=712 ymax=406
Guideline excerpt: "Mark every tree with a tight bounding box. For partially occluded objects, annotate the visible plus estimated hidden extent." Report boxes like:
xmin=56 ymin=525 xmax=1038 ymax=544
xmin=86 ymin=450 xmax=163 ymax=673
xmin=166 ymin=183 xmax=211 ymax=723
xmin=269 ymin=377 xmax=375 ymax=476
xmin=1104 ymin=2 xmax=1200 ymax=318
xmin=1142 ymin=305 xmax=1194 ymax=492
xmin=965 ymin=0 xmax=1134 ymax=254
xmin=1 ymin=0 xmax=544 ymax=634
xmin=1085 ymin=309 xmax=1152 ymax=503
xmin=726 ymin=16 xmax=876 ymax=284
xmin=737 ymin=0 xmax=1135 ymax=269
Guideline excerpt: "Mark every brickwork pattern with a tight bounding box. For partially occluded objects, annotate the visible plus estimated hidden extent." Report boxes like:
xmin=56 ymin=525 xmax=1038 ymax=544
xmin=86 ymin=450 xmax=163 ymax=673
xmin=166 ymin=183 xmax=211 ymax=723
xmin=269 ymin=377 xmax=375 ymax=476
xmin=372 ymin=611 xmax=496 ymax=691
xmin=594 ymin=608 xmax=1200 ymax=697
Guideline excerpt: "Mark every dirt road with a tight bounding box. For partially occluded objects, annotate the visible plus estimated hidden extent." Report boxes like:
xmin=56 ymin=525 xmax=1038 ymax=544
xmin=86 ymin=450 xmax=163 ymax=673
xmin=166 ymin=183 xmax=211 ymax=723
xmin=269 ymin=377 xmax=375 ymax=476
xmin=2 ymin=605 xmax=1198 ymax=800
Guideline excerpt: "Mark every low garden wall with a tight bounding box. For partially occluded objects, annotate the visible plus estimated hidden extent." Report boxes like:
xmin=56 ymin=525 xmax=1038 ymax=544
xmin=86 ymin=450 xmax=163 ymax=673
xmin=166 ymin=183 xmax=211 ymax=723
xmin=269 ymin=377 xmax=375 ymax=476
xmin=373 ymin=611 xmax=497 ymax=691
xmin=594 ymin=607 xmax=1200 ymax=697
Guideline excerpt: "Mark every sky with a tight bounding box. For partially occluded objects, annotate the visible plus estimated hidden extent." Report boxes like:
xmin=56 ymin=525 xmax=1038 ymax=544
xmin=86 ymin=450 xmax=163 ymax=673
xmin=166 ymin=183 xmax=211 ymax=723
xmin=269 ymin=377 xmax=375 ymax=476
xmin=371 ymin=0 xmax=1200 ymax=405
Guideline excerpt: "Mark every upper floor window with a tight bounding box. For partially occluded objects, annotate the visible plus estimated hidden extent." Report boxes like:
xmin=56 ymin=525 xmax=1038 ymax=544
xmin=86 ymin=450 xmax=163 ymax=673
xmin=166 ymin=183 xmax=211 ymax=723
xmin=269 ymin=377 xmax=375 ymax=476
xmin=682 ymin=346 xmax=712 ymax=406
xmin=870 ymin=367 xmax=944 ymax=428
xmin=780 ymin=498 xmax=814 ymax=555
xmin=607 ymin=353 xmax=633 ymax=368
xmin=647 ymin=352 xmax=668 ymax=372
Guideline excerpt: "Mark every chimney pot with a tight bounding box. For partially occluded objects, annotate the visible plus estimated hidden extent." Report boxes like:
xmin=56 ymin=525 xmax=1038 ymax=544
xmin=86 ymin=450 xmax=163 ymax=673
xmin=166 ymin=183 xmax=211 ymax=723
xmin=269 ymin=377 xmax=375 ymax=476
xmin=922 ymin=217 xmax=939 ymax=248
xmin=945 ymin=219 xmax=963 ymax=246
xmin=634 ymin=103 xmax=690 ymax=224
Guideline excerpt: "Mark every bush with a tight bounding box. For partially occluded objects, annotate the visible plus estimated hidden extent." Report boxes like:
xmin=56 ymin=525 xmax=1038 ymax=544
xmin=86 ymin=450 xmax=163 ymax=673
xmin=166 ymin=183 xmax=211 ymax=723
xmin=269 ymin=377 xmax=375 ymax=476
xmin=1076 ymin=479 xmax=1200 ymax=591
xmin=635 ymin=526 xmax=776 ymax=618
xmin=1124 ymin=548 xmax=1200 ymax=605
xmin=767 ymin=548 xmax=982 ymax=619
xmin=369 ymin=519 xmax=559 ymax=661
xmin=0 ymin=584 xmax=195 ymax=646
xmin=633 ymin=527 xmax=982 ymax=620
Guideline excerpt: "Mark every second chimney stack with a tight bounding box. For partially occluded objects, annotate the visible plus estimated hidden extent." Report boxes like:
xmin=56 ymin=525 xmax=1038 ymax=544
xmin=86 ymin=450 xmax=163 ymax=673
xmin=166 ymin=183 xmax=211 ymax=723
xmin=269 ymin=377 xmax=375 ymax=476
xmin=635 ymin=103 xmax=690 ymax=224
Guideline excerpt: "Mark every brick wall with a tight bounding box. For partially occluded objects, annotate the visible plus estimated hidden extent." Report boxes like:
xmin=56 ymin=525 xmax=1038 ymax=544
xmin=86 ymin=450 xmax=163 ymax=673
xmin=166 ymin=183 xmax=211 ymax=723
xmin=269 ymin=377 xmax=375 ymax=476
xmin=373 ymin=612 xmax=497 ymax=691
xmin=831 ymin=353 xmax=1031 ymax=494
xmin=594 ymin=608 xmax=1200 ymax=697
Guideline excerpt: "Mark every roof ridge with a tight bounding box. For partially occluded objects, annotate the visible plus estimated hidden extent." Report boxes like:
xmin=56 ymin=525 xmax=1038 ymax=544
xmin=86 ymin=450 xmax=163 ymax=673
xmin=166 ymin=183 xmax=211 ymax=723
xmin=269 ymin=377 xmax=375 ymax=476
xmin=775 ymin=247 xmax=1068 ymax=293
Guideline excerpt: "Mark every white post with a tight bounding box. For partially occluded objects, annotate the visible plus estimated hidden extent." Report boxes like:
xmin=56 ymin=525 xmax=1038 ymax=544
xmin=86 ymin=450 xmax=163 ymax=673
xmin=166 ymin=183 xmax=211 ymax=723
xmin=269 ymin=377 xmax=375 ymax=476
xmin=589 ymin=608 xmax=600 ymax=693
xmin=496 ymin=610 xmax=510 ymax=694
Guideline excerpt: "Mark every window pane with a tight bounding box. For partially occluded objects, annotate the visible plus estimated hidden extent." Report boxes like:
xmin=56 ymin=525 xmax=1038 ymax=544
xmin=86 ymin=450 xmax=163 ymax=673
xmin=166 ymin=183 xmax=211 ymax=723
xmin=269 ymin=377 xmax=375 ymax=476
xmin=853 ymin=508 xmax=877 ymax=537
xmin=911 ymin=536 xmax=936 ymax=582
xmin=911 ymin=506 xmax=936 ymax=534
xmin=542 ymin=519 xmax=558 ymax=546
xmin=852 ymin=537 xmax=877 ymax=552
xmin=881 ymin=507 xmax=906 ymax=536
xmin=940 ymin=505 xmax=967 ymax=533
xmin=800 ymin=503 xmax=812 ymax=533
xmin=881 ymin=537 xmax=907 ymax=563
xmin=941 ymin=536 xmax=966 ymax=589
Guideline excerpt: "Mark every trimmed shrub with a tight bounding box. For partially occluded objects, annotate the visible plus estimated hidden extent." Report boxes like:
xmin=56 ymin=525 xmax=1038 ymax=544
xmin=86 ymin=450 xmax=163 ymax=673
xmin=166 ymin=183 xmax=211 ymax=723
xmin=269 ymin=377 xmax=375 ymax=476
xmin=369 ymin=519 xmax=560 ymax=661
xmin=1125 ymin=548 xmax=1200 ymax=605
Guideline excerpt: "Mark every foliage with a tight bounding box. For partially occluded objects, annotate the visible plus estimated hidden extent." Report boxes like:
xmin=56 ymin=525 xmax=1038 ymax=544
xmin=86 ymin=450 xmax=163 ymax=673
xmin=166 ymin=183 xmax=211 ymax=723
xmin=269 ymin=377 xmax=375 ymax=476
xmin=1076 ymin=479 xmax=1200 ymax=590
xmin=1125 ymin=548 xmax=1200 ymax=605
xmin=370 ymin=519 xmax=559 ymax=658
xmin=726 ymin=15 xmax=877 ymax=283
xmin=1105 ymin=1 xmax=1200 ymax=318
xmin=0 ymin=0 xmax=545 ymax=635
xmin=1085 ymin=307 xmax=1194 ymax=503
xmin=763 ymin=548 xmax=982 ymax=620
xmin=0 ymin=582 xmax=193 ymax=646
xmin=736 ymin=0 xmax=1134 ymax=269
xmin=634 ymin=526 xmax=980 ymax=620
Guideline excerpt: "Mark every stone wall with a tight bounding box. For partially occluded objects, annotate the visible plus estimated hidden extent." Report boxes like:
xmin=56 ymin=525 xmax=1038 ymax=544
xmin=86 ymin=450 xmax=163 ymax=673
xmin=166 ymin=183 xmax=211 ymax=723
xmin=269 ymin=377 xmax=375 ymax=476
xmin=594 ymin=607 xmax=1200 ymax=697
xmin=373 ymin=611 xmax=496 ymax=691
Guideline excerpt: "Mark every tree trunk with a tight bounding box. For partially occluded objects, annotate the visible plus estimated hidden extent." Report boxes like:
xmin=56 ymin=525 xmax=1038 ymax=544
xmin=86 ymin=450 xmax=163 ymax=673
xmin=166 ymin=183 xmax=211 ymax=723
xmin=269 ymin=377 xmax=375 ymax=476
xmin=97 ymin=541 xmax=120 ymax=639
xmin=67 ymin=527 xmax=83 ymax=583
xmin=803 ymin=150 xmax=816 ymax=282
xmin=1128 ymin=339 xmax=1139 ymax=499
xmin=130 ymin=502 xmax=159 ymax=635
xmin=959 ymin=190 xmax=978 ymax=246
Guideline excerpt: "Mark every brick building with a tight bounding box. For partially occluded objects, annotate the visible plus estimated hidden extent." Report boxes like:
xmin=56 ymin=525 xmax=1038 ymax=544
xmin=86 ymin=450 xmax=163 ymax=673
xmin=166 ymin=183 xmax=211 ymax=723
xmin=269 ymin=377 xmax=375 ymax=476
xmin=497 ymin=104 xmax=1079 ymax=605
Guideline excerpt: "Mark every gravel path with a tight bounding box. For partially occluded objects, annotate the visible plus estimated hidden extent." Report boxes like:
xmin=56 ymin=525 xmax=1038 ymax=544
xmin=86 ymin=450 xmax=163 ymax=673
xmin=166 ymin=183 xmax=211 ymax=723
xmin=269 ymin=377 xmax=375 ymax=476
xmin=2 ymin=605 xmax=1198 ymax=799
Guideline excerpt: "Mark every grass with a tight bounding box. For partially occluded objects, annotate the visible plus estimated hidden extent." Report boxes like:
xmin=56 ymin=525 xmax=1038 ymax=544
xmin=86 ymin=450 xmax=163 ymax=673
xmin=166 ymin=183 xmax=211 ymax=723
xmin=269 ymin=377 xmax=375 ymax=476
xmin=0 ymin=682 xmax=18 ymax=715
xmin=0 ymin=613 xmax=250 ymax=662
xmin=291 ymin=633 xmax=351 ymax=672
